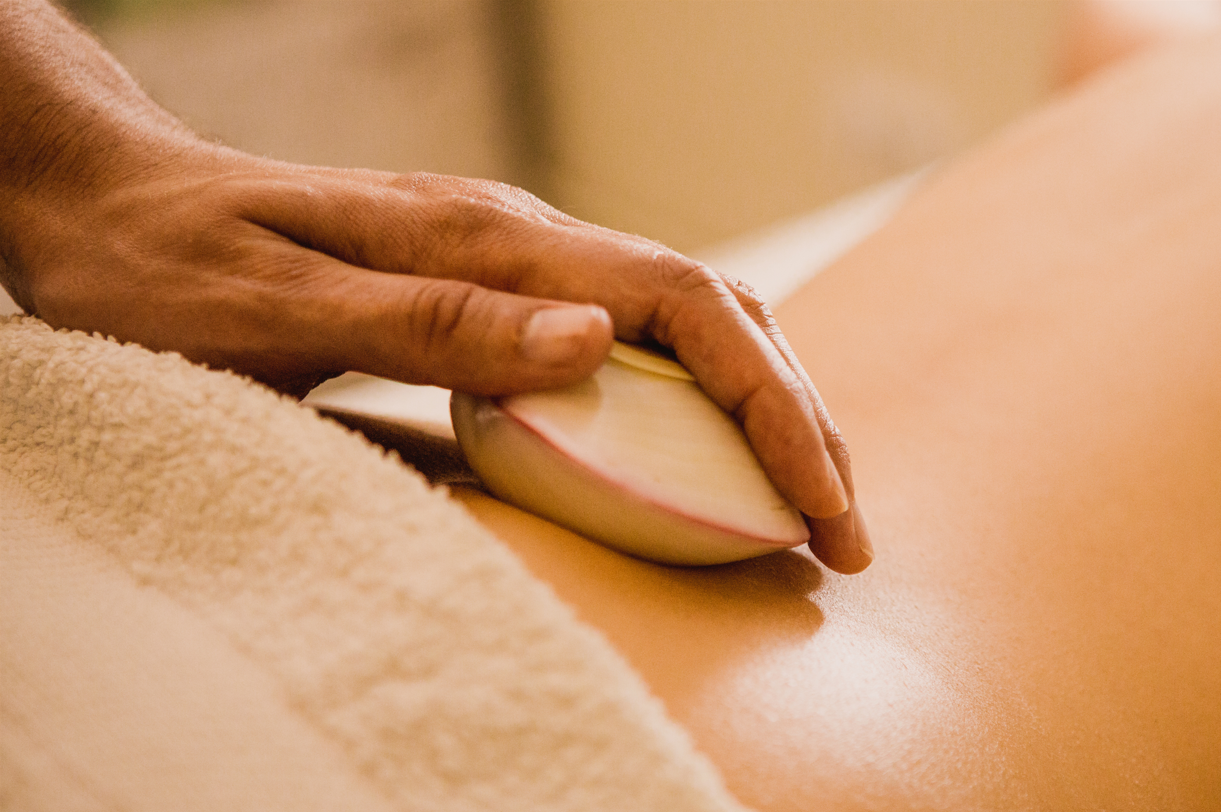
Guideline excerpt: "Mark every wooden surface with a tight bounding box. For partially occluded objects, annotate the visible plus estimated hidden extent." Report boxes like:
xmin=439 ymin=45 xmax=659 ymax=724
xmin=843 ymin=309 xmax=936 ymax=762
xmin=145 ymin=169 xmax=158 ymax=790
xmin=454 ymin=37 xmax=1221 ymax=811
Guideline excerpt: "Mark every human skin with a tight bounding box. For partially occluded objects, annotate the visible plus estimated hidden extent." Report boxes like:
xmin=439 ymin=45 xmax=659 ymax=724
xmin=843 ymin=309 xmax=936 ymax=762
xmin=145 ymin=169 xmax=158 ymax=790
xmin=451 ymin=36 xmax=1221 ymax=810
xmin=1059 ymin=0 xmax=1221 ymax=85
xmin=5 ymin=1 xmax=1219 ymax=807
xmin=0 ymin=0 xmax=869 ymax=572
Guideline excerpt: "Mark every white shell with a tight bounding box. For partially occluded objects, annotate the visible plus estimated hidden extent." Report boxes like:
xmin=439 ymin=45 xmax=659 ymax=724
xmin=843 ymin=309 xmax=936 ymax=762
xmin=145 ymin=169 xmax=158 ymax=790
xmin=451 ymin=342 xmax=808 ymax=565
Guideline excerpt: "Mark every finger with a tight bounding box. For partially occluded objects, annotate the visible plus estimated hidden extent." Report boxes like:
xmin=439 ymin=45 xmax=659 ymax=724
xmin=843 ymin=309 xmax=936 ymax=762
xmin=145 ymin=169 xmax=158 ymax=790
xmin=230 ymin=171 xmax=864 ymax=565
xmin=311 ymin=266 xmax=614 ymax=395
xmin=642 ymin=260 xmax=849 ymax=517
xmin=489 ymin=228 xmax=853 ymax=524
xmin=231 ymin=170 xmax=568 ymax=286
xmin=721 ymin=275 xmax=873 ymax=574
xmin=405 ymin=211 xmax=856 ymax=536
xmin=179 ymin=234 xmax=613 ymax=395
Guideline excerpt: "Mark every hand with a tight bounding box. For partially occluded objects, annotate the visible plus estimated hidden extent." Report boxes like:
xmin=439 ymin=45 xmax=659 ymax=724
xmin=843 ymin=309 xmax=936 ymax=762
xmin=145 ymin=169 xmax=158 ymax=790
xmin=5 ymin=146 xmax=871 ymax=572
xmin=0 ymin=0 xmax=869 ymax=572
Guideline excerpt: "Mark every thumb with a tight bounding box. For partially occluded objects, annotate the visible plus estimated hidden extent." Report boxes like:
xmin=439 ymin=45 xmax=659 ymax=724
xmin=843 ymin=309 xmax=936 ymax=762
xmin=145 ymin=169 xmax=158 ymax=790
xmin=324 ymin=271 xmax=614 ymax=395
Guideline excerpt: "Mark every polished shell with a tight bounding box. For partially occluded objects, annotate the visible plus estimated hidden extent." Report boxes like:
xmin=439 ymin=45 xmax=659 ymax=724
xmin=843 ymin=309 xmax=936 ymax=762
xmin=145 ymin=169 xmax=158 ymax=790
xmin=451 ymin=343 xmax=809 ymax=564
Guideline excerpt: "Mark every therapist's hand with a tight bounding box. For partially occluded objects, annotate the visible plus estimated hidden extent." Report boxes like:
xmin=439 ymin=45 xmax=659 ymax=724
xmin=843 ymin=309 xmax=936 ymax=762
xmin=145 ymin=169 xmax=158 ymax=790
xmin=0 ymin=0 xmax=870 ymax=573
xmin=6 ymin=153 xmax=870 ymax=573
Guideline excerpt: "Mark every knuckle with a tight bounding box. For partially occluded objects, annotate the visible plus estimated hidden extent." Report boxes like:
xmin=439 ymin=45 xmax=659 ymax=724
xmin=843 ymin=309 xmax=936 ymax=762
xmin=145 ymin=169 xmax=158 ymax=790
xmin=501 ymin=184 xmax=573 ymax=224
xmin=651 ymin=252 xmax=724 ymax=296
xmin=434 ymin=188 xmax=537 ymax=248
xmin=720 ymin=272 xmax=776 ymax=325
xmin=393 ymin=171 xmax=451 ymax=194
xmin=824 ymin=420 xmax=849 ymax=457
xmin=378 ymin=174 xmax=549 ymax=279
xmin=724 ymin=274 xmax=767 ymax=310
xmin=721 ymin=272 xmax=781 ymax=338
xmin=647 ymin=252 xmax=737 ymax=342
xmin=410 ymin=280 xmax=479 ymax=352
xmin=403 ymin=173 xmax=532 ymax=222
xmin=394 ymin=174 xmax=570 ymax=265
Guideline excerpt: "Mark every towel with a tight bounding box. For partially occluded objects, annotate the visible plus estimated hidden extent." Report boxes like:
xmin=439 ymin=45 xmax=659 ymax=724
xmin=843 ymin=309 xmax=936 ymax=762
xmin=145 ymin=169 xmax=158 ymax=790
xmin=0 ymin=316 xmax=747 ymax=812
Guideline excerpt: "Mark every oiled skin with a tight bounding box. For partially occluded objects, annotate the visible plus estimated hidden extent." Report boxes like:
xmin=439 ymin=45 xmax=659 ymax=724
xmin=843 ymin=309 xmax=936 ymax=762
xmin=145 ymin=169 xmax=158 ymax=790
xmin=453 ymin=37 xmax=1221 ymax=811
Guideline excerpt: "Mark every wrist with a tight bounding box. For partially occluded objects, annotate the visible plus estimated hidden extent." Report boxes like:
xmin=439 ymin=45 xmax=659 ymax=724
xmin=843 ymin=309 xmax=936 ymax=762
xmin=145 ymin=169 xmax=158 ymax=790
xmin=0 ymin=114 xmax=209 ymax=313
xmin=0 ymin=0 xmax=209 ymax=310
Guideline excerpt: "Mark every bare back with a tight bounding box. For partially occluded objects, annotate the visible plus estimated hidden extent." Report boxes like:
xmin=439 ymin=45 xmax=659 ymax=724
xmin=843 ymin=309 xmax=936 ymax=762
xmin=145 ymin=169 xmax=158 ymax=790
xmin=455 ymin=36 xmax=1221 ymax=811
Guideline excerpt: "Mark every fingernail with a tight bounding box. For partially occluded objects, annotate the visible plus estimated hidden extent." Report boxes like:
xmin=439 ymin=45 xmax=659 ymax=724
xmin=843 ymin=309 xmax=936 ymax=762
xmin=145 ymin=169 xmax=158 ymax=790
xmin=852 ymin=502 xmax=874 ymax=563
xmin=521 ymin=307 xmax=601 ymax=364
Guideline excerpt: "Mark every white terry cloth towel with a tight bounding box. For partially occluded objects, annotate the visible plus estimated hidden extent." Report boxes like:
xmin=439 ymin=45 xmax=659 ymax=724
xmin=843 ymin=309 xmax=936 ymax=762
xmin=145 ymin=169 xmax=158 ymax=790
xmin=0 ymin=316 xmax=749 ymax=812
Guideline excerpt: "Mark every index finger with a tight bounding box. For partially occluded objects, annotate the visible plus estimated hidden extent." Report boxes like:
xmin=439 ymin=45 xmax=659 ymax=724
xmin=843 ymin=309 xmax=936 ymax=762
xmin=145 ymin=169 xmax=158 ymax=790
xmin=249 ymin=172 xmax=870 ymax=570
xmin=720 ymin=275 xmax=874 ymax=574
xmin=635 ymin=254 xmax=848 ymax=515
xmin=510 ymin=231 xmax=868 ymax=570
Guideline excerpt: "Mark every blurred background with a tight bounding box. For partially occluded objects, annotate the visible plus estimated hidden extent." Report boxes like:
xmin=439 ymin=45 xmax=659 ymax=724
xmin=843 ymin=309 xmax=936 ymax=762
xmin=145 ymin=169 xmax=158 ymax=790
xmin=50 ymin=0 xmax=1221 ymax=254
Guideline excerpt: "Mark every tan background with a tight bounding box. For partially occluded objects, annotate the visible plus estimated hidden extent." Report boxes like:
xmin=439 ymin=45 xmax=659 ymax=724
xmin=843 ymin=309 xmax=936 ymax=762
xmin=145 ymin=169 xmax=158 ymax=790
xmin=86 ymin=0 xmax=1069 ymax=254
xmin=537 ymin=1 xmax=1066 ymax=250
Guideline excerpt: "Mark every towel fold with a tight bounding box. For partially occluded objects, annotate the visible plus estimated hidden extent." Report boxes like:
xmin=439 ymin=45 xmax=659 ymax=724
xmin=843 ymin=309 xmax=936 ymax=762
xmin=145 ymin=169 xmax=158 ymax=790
xmin=0 ymin=316 xmax=747 ymax=812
